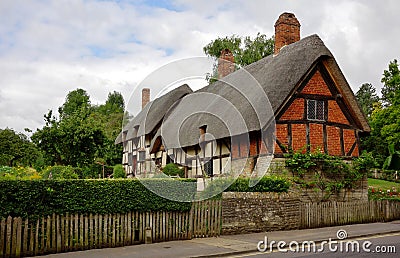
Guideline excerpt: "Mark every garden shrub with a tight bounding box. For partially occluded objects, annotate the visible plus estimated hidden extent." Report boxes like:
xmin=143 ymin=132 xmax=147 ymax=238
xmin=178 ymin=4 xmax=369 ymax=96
xmin=162 ymin=163 xmax=185 ymax=178
xmin=285 ymin=151 xmax=376 ymax=199
xmin=0 ymin=178 xmax=196 ymax=219
xmin=0 ymin=166 xmax=39 ymax=180
xmin=203 ymin=175 xmax=290 ymax=195
xmin=41 ymin=166 xmax=79 ymax=179
xmin=113 ymin=164 xmax=126 ymax=178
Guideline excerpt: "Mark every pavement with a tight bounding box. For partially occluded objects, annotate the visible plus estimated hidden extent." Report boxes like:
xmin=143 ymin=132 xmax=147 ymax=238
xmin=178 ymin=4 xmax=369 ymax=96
xmin=43 ymin=221 xmax=400 ymax=258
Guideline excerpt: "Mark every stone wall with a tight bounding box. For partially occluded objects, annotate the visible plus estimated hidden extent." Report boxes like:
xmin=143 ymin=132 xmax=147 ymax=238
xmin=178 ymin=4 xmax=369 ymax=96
xmin=221 ymin=192 xmax=300 ymax=235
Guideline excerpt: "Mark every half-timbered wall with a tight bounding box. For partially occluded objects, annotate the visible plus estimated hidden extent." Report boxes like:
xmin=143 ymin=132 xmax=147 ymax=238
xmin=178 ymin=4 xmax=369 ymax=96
xmin=275 ymin=64 xmax=361 ymax=157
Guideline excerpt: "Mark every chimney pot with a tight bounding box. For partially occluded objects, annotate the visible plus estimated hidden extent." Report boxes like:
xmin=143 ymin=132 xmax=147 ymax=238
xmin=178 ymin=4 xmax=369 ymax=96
xmin=274 ymin=12 xmax=301 ymax=55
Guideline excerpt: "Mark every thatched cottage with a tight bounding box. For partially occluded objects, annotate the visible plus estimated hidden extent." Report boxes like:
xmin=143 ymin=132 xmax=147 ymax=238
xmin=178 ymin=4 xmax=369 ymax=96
xmin=116 ymin=13 xmax=370 ymax=178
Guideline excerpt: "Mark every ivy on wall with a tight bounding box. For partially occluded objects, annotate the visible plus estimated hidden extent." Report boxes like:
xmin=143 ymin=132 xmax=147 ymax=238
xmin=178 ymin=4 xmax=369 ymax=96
xmin=285 ymin=151 xmax=376 ymax=200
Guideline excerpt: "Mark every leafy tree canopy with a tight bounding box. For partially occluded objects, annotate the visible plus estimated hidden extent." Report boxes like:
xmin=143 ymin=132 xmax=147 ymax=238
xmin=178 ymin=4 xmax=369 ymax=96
xmin=203 ymin=33 xmax=274 ymax=81
xmin=381 ymin=59 xmax=400 ymax=106
xmin=356 ymin=83 xmax=380 ymax=119
xmin=58 ymin=88 xmax=91 ymax=120
xmin=203 ymin=33 xmax=274 ymax=66
xmin=32 ymin=89 xmax=125 ymax=172
xmin=362 ymin=59 xmax=400 ymax=167
xmin=0 ymin=128 xmax=41 ymax=167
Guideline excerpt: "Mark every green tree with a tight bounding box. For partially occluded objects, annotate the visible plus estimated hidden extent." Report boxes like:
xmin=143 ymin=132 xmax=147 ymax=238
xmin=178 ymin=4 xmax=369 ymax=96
xmin=58 ymin=88 xmax=91 ymax=119
xmin=363 ymin=60 xmax=400 ymax=166
xmin=203 ymin=33 xmax=274 ymax=81
xmin=97 ymin=91 xmax=125 ymax=115
xmin=381 ymin=59 xmax=400 ymax=106
xmin=355 ymin=83 xmax=380 ymax=119
xmin=33 ymin=89 xmax=124 ymax=172
xmin=0 ymin=128 xmax=41 ymax=167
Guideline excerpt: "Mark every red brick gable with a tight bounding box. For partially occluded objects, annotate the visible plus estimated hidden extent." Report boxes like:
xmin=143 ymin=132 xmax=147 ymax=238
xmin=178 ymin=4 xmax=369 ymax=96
xmin=280 ymin=98 xmax=304 ymax=120
xmin=301 ymin=70 xmax=332 ymax=96
xmin=274 ymin=66 xmax=360 ymax=157
xmin=328 ymin=100 xmax=349 ymax=125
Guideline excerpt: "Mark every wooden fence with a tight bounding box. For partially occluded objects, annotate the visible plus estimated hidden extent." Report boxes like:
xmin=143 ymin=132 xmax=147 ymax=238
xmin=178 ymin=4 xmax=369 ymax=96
xmin=300 ymin=200 xmax=400 ymax=229
xmin=0 ymin=200 xmax=222 ymax=258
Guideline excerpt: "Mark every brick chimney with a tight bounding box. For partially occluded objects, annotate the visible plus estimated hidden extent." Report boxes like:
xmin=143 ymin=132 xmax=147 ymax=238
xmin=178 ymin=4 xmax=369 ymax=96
xmin=142 ymin=88 xmax=150 ymax=109
xmin=218 ymin=49 xmax=235 ymax=79
xmin=274 ymin=12 xmax=300 ymax=55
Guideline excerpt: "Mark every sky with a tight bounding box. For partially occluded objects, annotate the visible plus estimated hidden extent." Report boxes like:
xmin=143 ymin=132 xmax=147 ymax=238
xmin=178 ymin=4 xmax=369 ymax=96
xmin=0 ymin=0 xmax=399 ymax=135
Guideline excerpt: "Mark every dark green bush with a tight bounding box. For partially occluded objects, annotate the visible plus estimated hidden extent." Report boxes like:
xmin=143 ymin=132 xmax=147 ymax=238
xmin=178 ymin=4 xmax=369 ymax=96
xmin=162 ymin=163 xmax=185 ymax=178
xmin=204 ymin=176 xmax=290 ymax=194
xmin=226 ymin=176 xmax=291 ymax=192
xmin=0 ymin=178 xmax=196 ymax=219
xmin=41 ymin=166 xmax=79 ymax=179
xmin=113 ymin=164 xmax=126 ymax=178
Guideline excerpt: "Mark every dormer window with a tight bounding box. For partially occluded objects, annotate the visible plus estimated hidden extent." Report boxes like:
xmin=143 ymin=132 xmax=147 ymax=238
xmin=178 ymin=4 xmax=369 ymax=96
xmin=307 ymin=99 xmax=325 ymax=121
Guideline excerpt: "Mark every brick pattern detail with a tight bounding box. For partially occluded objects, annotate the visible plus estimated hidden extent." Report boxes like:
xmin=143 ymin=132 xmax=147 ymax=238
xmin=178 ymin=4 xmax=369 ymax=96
xmin=240 ymin=140 xmax=249 ymax=157
xmin=259 ymin=139 xmax=268 ymax=154
xmin=274 ymin=13 xmax=300 ymax=55
xmin=328 ymin=100 xmax=349 ymax=125
xmin=343 ymin=129 xmax=356 ymax=156
xmin=218 ymin=49 xmax=235 ymax=79
xmin=327 ymin=126 xmax=341 ymax=156
xmin=249 ymin=137 xmax=258 ymax=156
xmin=309 ymin=123 xmax=324 ymax=153
xmin=141 ymin=88 xmax=150 ymax=109
xmin=292 ymin=124 xmax=306 ymax=153
xmin=301 ymin=70 xmax=332 ymax=96
xmin=352 ymin=145 xmax=359 ymax=157
xmin=280 ymin=98 xmax=304 ymax=120
xmin=275 ymin=124 xmax=288 ymax=154
xmin=231 ymin=139 xmax=239 ymax=159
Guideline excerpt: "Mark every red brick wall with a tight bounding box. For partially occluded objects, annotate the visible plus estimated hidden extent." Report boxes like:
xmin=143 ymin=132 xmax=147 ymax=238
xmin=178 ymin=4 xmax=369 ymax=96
xmin=275 ymin=124 xmax=288 ymax=154
xmin=231 ymin=140 xmax=239 ymax=159
xmin=352 ymin=145 xmax=359 ymax=157
xmin=343 ymin=129 xmax=356 ymax=156
xmin=259 ymin=139 xmax=268 ymax=154
xmin=240 ymin=140 xmax=249 ymax=157
xmin=273 ymin=68 xmax=359 ymax=157
xmin=249 ymin=137 xmax=258 ymax=156
xmin=301 ymin=71 xmax=332 ymax=96
xmin=327 ymin=126 xmax=341 ymax=156
xmin=328 ymin=100 xmax=349 ymax=125
xmin=309 ymin=123 xmax=324 ymax=152
xmin=292 ymin=124 xmax=306 ymax=153
xmin=280 ymin=98 xmax=304 ymax=120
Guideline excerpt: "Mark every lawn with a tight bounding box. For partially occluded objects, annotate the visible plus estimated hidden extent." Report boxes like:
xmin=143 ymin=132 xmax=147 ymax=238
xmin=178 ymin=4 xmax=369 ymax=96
xmin=368 ymin=178 xmax=400 ymax=191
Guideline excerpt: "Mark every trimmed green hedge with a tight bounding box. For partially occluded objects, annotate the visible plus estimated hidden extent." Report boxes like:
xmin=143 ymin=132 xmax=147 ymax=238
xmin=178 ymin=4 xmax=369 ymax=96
xmin=0 ymin=179 xmax=196 ymax=219
xmin=202 ymin=176 xmax=291 ymax=197
xmin=226 ymin=176 xmax=291 ymax=192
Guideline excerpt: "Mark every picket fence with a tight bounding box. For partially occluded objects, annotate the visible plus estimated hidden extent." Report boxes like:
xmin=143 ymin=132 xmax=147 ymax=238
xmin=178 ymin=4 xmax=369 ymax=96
xmin=0 ymin=200 xmax=222 ymax=258
xmin=300 ymin=200 xmax=400 ymax=228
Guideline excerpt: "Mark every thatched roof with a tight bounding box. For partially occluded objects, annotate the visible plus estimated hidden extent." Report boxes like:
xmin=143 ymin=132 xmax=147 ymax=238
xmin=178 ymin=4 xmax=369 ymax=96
xmin=114 ymin=84 xmax=192 ymax=144
xmin=120 ymin=34 xmax=370 ymax=149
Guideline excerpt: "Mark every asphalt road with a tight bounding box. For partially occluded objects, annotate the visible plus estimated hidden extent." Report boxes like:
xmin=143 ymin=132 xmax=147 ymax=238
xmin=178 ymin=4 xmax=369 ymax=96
xmin=229 ymin=233 xmax=400 ymax=258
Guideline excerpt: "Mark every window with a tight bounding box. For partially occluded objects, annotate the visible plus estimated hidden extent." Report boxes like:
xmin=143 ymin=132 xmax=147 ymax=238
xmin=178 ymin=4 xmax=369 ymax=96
xmin=204 ymin=160 xmax=213 ymax=177
xmin=138 ymin=149 xmax=146 ymax=162
xmin=307 ymin=99 xmax=325 ymax=121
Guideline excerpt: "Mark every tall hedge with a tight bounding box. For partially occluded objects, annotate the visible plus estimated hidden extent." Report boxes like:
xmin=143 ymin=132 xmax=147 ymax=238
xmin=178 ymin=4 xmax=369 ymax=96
xmin=0 ymin=179 xmax=196 ymax=219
